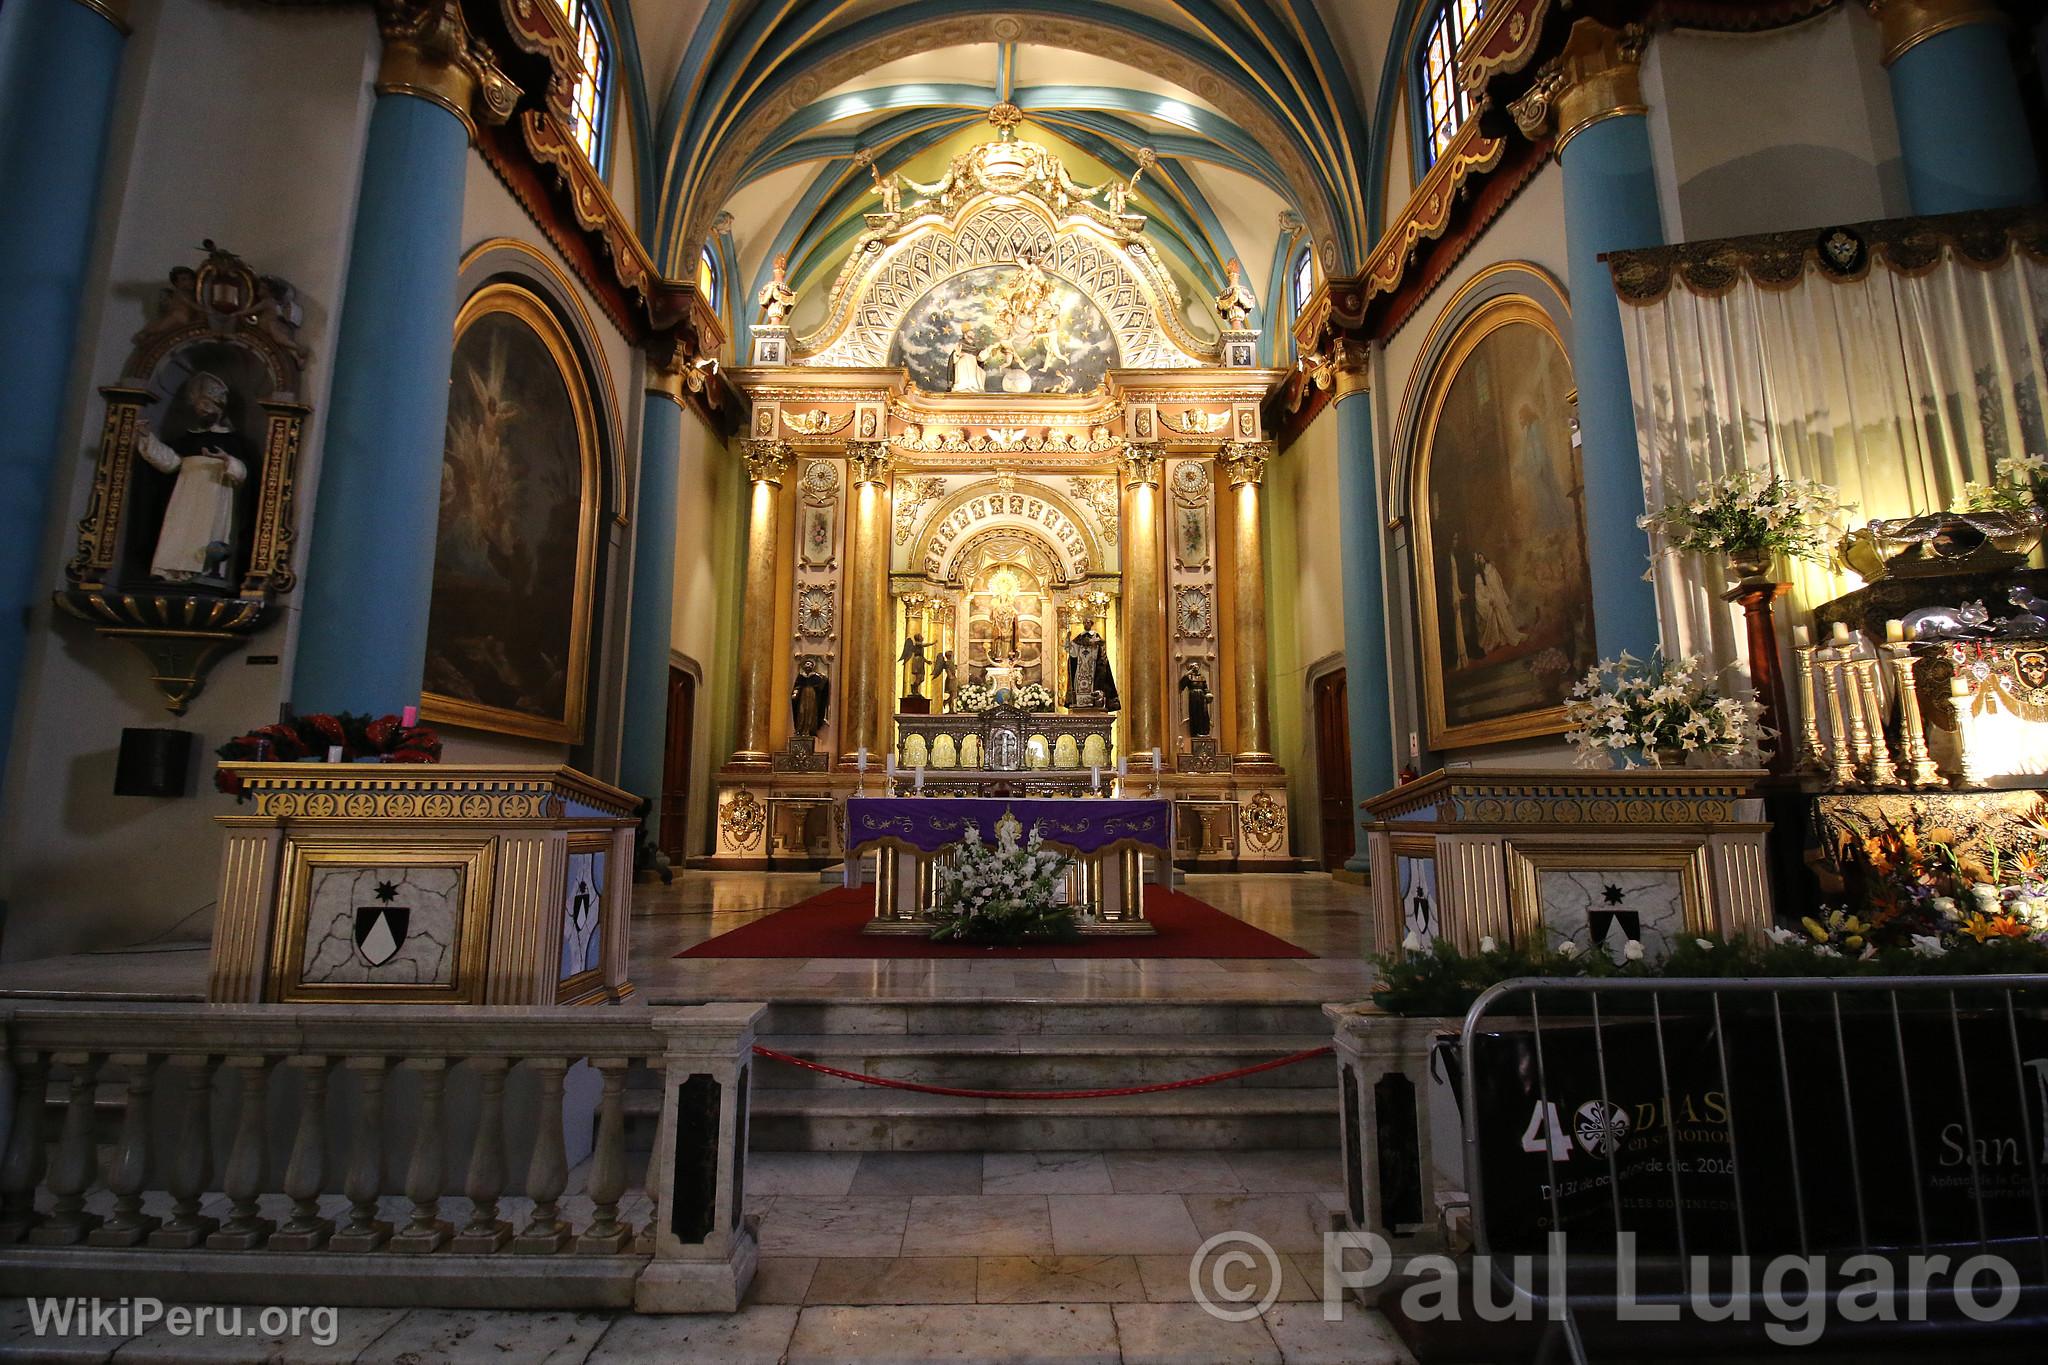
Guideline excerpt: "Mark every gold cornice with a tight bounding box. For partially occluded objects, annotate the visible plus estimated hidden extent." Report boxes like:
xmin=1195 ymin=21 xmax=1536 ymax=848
xmin=69 ymin=0 xmax=130 ymax=34
xmin=1866 ymin=0 xmax=2005 ymax=65
xmin=1509 ymin=19 xmax=1649 ymax=157
xmin=374 ymin=0 xmax=519 ymax=142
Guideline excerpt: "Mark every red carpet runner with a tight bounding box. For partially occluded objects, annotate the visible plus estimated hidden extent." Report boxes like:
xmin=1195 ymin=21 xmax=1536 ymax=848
xmin=676 ymin=886 xmax=1314 ymax=960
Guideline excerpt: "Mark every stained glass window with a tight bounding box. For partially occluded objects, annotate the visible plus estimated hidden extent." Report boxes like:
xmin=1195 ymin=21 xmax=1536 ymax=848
xmin=1417 ymin=0 xmax=1485 ymax=171
xmin=699 ymin=246 xmax=720 ymax=311
xmin=1291 ymin=247 xmax=1314 ymax=316
xmin=555 ymin=0 xmax=609 ymax=165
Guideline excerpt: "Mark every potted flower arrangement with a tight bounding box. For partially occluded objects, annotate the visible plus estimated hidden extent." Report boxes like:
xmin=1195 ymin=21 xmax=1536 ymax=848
xmin=1014 ymin=681 xmax=1056 ymax=712
xmin=214 ymin=711 xmax=442 ymax=796
xmin=951 ymin=682 xmax=993 ymax=714
xmin=928 ymin=818 xmax=1077 ymax=945
xmin=1564 ymin=650 xmax=1762 ymax=769
xmin=1637 ymin=468 xmax=1852 ymax=583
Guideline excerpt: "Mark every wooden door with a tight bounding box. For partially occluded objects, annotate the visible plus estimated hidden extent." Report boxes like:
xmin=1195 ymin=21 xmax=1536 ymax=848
xmin=1313 ymin=669 xmax=1354 ymax=870
xmin=660 ymin=667 xmax=696 ymax=861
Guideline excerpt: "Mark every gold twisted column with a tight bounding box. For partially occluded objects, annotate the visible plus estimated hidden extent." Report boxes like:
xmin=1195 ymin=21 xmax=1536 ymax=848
xmin=731 ymin=440 xmax=789 ymax=764
xmin=842 ymin=442 xmax=893 ymax=766
xmin=1221 ymin=441 xmax=1274 ymax=763
xmin=1120 ymin=445 xmax=1165 ymax=760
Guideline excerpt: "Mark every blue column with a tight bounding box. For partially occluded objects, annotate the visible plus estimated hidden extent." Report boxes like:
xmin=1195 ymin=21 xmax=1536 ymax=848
xmin=1559 ymin=112 xmax=1665 ymax=664
xmin=292 ymin=93 xmax=469 ymax=714
xmin=1335 ymin=386 xmax=1392 ymax=870
xmin=618 ymin=387 xmax=682 ymax=836
xmin=1885 ymin=19 xmax=2043 ymax=214
xmin=0 ymin=0 xmax=126 ymax=778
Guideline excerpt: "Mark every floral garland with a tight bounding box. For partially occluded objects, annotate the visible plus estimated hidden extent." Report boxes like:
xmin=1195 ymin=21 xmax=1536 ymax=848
xmin=1637 ymin=468 xmax=1851 ymax=563
xmin=1563 ymin=651 xmax=1761 ymax=768
xmin=214 ymin=711 xmax=442 ymax=796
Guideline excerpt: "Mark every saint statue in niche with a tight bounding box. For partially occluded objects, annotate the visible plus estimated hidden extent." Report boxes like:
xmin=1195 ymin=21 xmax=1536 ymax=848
xmin=1179 ymin=659 xmax=1213 ymax=737
xmin=1066 ymin=618 xmax=1120 ymax=712
xmin=898 ymin=633 xmax=930 ymax=697
xmin=790 ymin=656 xmax=830 ymax=737
xmin=135 ymin=370 xmax=251 ymax=587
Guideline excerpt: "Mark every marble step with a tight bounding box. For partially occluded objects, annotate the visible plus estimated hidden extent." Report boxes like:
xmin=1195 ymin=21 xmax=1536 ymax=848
xmin=753 ymin=999 xmax=1331 ymax=1037
xmin=750 ymin=1032 xmax=1335 ymax=1091
xmin=745 ymin=1084 xmax=1338 ymax=1152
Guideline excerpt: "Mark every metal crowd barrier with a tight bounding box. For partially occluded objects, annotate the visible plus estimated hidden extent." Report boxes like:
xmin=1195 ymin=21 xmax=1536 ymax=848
xmin=1451 ymin=975 xmax=2048 ymax=1361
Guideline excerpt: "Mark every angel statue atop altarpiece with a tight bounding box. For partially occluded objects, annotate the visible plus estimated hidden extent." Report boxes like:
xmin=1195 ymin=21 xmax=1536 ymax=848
xmin=1066 ymin=619 xmax=1120 ymax=712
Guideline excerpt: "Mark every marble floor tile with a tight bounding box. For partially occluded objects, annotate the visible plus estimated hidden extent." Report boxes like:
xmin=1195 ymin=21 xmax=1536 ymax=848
xmin=1135 ymin=1251 xmax=1318 ymax=1305
xmin=1180 ymin=1194 xmax=1331 ymax=1254
xmin=109 ymin=1306 xmax=408 ymax=1362
xmin=1223 ymin=1149 xmax=1343 ymax=1194
xmin=0 ymin=1297 xmax=136 ymax=1362
xmin=1105 ymin=1150 xmax=1246 ymax=1194
xmin=1110 ymin=1302 xmax=1282 ymax=1365
xmin=1047 ymin=1194 xmax=1202 ymax=1255
xmin=982 ymin=1151 xmax=1114 ymax=1195
xmin=1258 ymin=1302 xmax=1416 ymax=1364
xmin=353 ymin=1308 xmax=612 ymax=1364
xmin=805 ymin=1256 xmax=980 ymax=1305
xmin=849 ymin=1151 xmax=985 ymax=1196
xmin=749 ymin=1151 xmax=862 ymax=1198
xmin=582 ymin=1306 xmax=800 ymax=1365
xmin=901 ymin=1195 xmax=1055 ymax=1256
xmin=747 ymin=1256 xmax=819 ymax=1305
xmin=784 ymin=1304 xmax=1120 ymax=1363
xmin=975 ymin=1254 xmax=1147 ymax=1303
xmin=757 ymin=1197 xmax=911 ymax=1258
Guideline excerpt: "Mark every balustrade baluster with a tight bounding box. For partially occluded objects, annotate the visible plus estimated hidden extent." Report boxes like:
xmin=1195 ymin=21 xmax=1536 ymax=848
xmin=89 ymin=1053 xmax=160 ymax=1246
xmin=0 ymin=1051 xmax=50 ymax=1242
xmin=391 ymin=1057 xmax=452 ymax=1252
xmin=635 ymin=1056 xmax=664 ymax=1256
xmin=28 ymin=1052 xmax=101 ymax=1244
xmin=208 ymin=1055 xmax=275 ymax=1248
xmin=452 ymin=1057 xmax=512 ymax=1252
xmin=149 ymin=1057 xmax=218 ymax=1248
xmin=271 ymin=1056 xmax=333 ymax=1251
xmin=577 ymin=1057 xmax=631 ymax=1253
xmin=330 ymin=1056 xmax=391 ymax=1251
xmin=514 ymin=1057 xmax=571 ymax=1252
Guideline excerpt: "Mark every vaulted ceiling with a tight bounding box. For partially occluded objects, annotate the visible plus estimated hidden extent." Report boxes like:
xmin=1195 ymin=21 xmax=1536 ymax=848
xmin=608 ymin=0 xmax=1399 ymax=354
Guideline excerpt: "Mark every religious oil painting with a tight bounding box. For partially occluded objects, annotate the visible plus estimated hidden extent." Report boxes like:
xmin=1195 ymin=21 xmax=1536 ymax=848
xmin=1414 ymin=297 xmax=1595 ymax=749
xmin=890 ymin=262 xmax=1118 ymax=395
xmin=424 ymin=283 xmax=600 ymax=742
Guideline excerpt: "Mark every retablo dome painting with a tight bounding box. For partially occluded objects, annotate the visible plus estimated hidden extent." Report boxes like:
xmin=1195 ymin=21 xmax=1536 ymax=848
xmin=890 ymin=262 xmax=1118 ymax=395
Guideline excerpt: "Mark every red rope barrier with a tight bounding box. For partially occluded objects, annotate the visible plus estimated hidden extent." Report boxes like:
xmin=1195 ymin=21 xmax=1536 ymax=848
xmin=749 ymin=1042 xmax=1334 ymax=1101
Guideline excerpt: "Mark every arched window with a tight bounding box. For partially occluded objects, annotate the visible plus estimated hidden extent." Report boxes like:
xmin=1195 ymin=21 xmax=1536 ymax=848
xmin=698 ymin=245 xmax=721 ymax=312
xmin=1416 ymin=0 xmax=1485 ymax=171
xmin=556 ymin=0 xmax=610 ymax=165
xmin=1290 ymin=247 xmax=1315 ymax=317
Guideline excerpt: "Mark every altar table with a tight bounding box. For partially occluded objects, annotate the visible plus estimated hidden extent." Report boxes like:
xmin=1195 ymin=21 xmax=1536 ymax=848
xmin=844 ymin=796 xmax=1171 ymax=935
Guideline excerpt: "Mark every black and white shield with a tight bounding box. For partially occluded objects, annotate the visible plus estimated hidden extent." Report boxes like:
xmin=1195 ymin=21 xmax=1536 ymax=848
xmin=354 ymin=903 xmax=410 ymax=967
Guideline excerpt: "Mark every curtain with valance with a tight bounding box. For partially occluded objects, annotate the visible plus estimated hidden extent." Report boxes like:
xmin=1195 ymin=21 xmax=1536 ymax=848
xmin=1612 ymin=210 xmax=2048 ymax=693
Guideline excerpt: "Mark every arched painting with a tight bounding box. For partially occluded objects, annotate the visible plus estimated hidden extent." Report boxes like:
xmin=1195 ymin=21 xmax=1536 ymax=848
xmin=891 ymin=262 xmax=1117 ymax=395
xmin=423 ymin=282 xmax=600 ymax=742
xmin=1414 ymin=296 xmax=1595 ymax=749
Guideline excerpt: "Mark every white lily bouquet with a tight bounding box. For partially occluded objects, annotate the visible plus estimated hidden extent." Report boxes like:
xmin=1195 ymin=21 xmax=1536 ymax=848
xmin=929 ymin=818 xmax=1077 ymax=945
xmin=1564 ymin=651 xmax=1762 ymax=769
xmin=1637 ymin=469 xmax=1851 ymax=566
xmin=1954 ymin=451 xmax=2048 ymax=514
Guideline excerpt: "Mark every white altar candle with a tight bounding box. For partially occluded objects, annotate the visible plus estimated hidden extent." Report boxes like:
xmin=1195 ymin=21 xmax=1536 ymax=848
xmin=1116 ymin=756 xmax=1128 ymax=778
xmin=886 ymin=753 xmax=897 ymax=778
xmin=1150 ymin=747 xmax=1162 ymax=773
xmin=325 ymin=745 xmax=343 ymax=763
xmin=1885 ymin=619 xmax=1905 ymax=643
xmin=1090 ymin=765 xmax=1101 ymax=792
xmin=1793 ymin=624 xmax=1810 ymax=648
xmin=855 ymin=746 xmax=868 ymax=773
xmin=913 ymin=766 xmax=925 ymax=793
xmin=1831 ymin=621 xmax=1852 ymax=644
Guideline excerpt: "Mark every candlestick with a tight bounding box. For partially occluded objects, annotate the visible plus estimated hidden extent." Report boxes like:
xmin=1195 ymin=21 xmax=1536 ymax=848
xmin=1793 ymin=643 xmax=1827 ymax=773
xmin=1793 ymin=624 xmax=1810 ymax=648
xmin=1951 ymin=676 xmax=1983 ymax=787
xmin=1818 ymin=649 xmax=1858 ymax=787
xmin=1853 ymin=656 xmax=1900 ymax=786
xmin=401 ymin=704 xmax=419 ymax=728
xmin=1887 ymin=644 xmax=1941 ymax=787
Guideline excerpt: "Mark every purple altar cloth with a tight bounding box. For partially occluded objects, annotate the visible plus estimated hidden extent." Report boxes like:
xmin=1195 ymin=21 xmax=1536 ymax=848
xmin=845 ymin=797 xmax=1172 ymax=855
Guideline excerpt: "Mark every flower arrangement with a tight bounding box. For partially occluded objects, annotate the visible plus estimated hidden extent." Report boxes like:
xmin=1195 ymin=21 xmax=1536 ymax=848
xmin=949 ymin=680 xmax=1056 ymax=714
xmin=1953 ymin=451 xmax=2048 ymax=514
xmin=1637 ymin=469 xmax=1852 ymax=565
xmin=928 ymin=818 xmax=1077 ymax=945
xmin=951 ymin=682 xmax=993 ymax=714
xmin=214 ymin=711 xmax=442 ymax=797
xmin=1563 ymin=651 xmax=1761 ymax=768
xmin=1806 ymin=814 xmax=2048 ymax=958
xmin=1014 ymin=681 xmax=1056 ymax=712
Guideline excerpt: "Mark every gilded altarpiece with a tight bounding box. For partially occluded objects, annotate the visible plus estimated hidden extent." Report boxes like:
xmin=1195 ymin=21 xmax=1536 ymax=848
xmin=714 ymin=113 xmax=1293 ymax=867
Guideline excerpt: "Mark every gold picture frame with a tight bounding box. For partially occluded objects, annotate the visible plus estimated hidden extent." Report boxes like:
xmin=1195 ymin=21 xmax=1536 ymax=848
xmin=423 ymin=281 xmax=601 ymax=743
xmin=1412 ymin=295 xmax=1592 ymax=749
xmin=1504 ymin=841 xmax=1711 ymax=952
xmin=269 ymin=837 xmax=496 ymax=1004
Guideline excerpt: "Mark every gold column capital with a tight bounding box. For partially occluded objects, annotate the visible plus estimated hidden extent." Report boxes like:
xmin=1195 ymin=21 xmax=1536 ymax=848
xmin=644 ymin=333 xmax=714 ymax=405
xmin=1220 ymin=441 xmax=1273 ymax=488
xmin=741 ymin=439 xmax=792 ymax=486
xmin=847 ymin=441 xmax=892 ymax=487
xmin=1120 ymin=444 xmax=1163 ymax=488
xmin=374 ymin=0 xmax=521 ymax=141
xmin=1866 ymin=0 xmax=2005 ymax=65
xmin=1328 ymin=337 xmax=1372 ymax=404
xmin=1508 ymin=18 xmax=1649 ymax=156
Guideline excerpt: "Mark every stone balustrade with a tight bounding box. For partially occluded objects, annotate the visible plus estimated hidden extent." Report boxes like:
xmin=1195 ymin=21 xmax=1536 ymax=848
xmin=0 ymin=1001 xmax=762 ymax=1311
